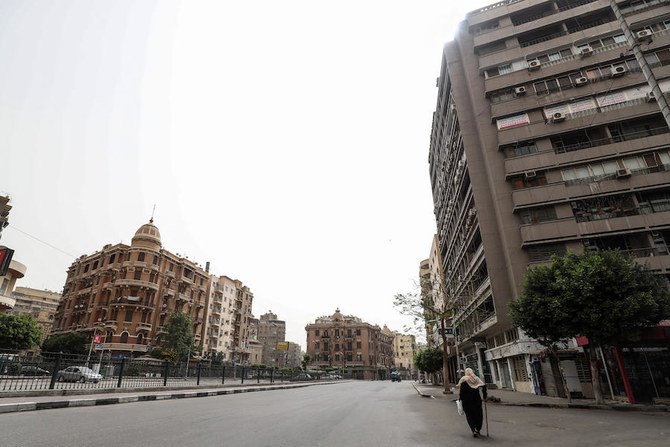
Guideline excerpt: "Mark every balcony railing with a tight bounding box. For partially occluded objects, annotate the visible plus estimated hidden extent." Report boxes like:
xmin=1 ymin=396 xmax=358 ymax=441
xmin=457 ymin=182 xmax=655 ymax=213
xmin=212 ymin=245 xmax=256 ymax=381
xmin=553 ymin=127 xmax=670 ymax=154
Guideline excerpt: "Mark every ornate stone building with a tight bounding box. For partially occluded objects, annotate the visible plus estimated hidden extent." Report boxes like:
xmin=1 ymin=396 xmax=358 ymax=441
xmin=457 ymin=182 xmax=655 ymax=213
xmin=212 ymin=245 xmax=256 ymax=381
xmin=52 ymin=220 xmax=211 ymax=357
xmin=305 ymin=309 xmax=395 ymax=379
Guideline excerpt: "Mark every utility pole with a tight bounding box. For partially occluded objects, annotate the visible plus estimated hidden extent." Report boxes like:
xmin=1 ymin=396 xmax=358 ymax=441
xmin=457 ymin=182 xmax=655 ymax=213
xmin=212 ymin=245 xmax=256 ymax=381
xmin=611 ymin=0 xmax=670 ymax=127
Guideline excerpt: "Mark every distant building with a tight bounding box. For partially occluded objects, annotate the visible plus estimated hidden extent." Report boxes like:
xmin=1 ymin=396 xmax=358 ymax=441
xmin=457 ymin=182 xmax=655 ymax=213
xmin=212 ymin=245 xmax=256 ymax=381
xmin=393 ymin=333 xmax=417 ymax=378
xmin=305 ymin=309 xmax=394 ymax=379
xmin=286 ymin=342 xmax=302 ymax=369
xmin=204 ymin=275 xmax=253 ymax=362
xmin=257 ymin=311 xmax=286 ymax=366
xmin=11 ymin=287 xmax=61 ymax=342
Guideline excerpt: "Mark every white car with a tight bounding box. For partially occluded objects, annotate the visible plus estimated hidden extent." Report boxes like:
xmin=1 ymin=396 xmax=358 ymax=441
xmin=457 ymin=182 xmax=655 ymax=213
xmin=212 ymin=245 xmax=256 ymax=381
xmin=56 ymin=366 xmax=103 ymax=383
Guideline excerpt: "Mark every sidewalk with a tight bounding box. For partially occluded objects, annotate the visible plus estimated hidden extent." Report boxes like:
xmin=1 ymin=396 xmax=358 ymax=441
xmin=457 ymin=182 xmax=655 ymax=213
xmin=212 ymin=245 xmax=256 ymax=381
xmin=0 ymin=381 xmax=337 ymax=415
xmin=412 ymin=383 xmax=669 ymax=412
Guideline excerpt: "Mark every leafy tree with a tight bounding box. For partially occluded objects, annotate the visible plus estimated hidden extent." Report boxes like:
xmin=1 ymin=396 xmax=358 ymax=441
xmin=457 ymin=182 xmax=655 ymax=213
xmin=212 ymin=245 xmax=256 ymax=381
xmin=512 ymin=250 xmax=670 ymax=404
xmin=510 ymin=259 xmax=575 ymax=401
xmin=41 ymin=333 xmax=88 ymax=355
xmin=394 ymin=270 xmax=483 ymax=391
xmin=414 ymin=347 xmax=443 ymax=381
xmin=0 ymin=314 xmax=41 ymax=351
xmin=301 ymin=353 xmax=311 ymax=371
xmin=160 ymin=312 xmax=195 ymax=364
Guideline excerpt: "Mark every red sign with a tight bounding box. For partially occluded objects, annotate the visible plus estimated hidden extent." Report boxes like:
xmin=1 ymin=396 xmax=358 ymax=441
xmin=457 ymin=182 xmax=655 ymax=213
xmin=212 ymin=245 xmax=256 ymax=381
xmin=94 ymin=335 xmax=102 ymax=343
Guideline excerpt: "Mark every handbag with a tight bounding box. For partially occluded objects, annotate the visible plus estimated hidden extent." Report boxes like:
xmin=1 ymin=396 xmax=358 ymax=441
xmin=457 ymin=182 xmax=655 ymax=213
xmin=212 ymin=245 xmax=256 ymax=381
xmin=456 ymin=399 xmax=464 ymax=416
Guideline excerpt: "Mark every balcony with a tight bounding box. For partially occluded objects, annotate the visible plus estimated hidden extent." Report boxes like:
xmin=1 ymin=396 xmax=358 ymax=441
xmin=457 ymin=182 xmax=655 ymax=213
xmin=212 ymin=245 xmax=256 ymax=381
xmin=100 ymin=342 xmax=148 ymax=352
xmin=104 ymin=320 xmax=118 ymax=329
xmin=115 ymin=279 xmax=159 ymax=290
xmin=137 ymin=322 xmax=153 ymax=331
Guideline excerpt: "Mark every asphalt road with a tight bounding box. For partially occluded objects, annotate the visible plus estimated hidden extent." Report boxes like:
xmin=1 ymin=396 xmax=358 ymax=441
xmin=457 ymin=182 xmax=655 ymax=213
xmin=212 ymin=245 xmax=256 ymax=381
xmin=1 ymin=381 xmax=668 ymax=447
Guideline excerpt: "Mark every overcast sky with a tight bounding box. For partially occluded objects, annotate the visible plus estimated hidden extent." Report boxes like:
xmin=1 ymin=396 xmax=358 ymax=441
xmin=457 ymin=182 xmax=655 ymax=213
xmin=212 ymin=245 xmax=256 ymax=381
xmin=2 ymin=0 xmax=493 ymax=346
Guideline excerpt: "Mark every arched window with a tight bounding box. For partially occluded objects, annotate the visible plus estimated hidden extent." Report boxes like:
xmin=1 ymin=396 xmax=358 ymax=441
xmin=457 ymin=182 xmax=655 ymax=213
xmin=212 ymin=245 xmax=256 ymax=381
xmin=137 ymin=333 xmax=144 ymax=345
xmin=120 ymin=331 xmax=129 ymax=343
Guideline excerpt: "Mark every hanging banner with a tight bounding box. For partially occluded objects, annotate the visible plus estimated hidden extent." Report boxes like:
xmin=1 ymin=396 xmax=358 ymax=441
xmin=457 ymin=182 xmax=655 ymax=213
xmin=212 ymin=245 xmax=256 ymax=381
xmin=496 ymin=113 xmax=530 ymax=130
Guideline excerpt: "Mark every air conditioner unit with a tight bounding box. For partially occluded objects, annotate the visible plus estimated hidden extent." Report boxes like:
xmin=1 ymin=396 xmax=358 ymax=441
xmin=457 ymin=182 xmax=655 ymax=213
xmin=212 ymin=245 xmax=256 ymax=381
xmin=646 ymin=91 xmax=657 ymax=102
xmin=514 ymin=86 xmax=527 ymax=96
xmin=636 ymin=30 xmax=653 ymax=42
xmin=524 ymin=170 xmax=537 ymax=179
xmin=579 ymin=46 xmax=594 ymax=57
xmin=574 ymin=77 xmax=589 ymax=87
xmin=611 ymin=65 xmax=626 ymax=78
xmin=616 ymin=168 xmax=632 ymax=178
xmin=527 ymin=59 xmax=541 ymax=71
xmin=551 ymin=112 xmax=566 ymax=123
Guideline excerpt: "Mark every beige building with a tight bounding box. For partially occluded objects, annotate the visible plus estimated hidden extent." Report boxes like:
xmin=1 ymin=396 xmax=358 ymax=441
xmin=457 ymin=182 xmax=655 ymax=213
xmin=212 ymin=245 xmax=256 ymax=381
xmin=393 ymin=332 xmax=417 ymax=378
xmin=53 ymin=221 xmax=211 ymax=357
xmin=11 ymin=287 xmax=61 ymax=342
xmin=305 ymin=309 xmax=395 ymax=379
xmin=429 ymin=0 xmax=670 ymax=393
xmin=257 ymin=311 xmax=286 ymax=366
xmin=203 ymin=275 xmax=250 ymax=362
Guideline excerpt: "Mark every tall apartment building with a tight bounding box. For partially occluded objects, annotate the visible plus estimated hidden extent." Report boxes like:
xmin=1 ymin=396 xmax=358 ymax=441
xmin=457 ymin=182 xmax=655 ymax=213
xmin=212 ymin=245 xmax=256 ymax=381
xmin=305 ymin=309 xmax=395 ymax=379
xmin=52 ymin=220 xmax=256 ymax=361
xmin=429 ymin=0 xmax=670 ymax=394
xmin=257 ymin=311 xmax=286 ymax=366
xmin=11 ymin=287 xmax=61 ymax=342
xmin=393 ymin=332 xmax=417 ymax=378
xmin=203 ymin=275 xmax=246 ymax=361
xmin=286 ymin=341 xmax=302 ymax=369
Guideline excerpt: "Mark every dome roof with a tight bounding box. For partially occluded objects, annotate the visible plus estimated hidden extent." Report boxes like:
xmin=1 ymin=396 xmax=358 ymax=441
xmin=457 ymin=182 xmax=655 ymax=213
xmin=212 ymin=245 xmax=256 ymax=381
xmin=131 ymin=219 xmax=161 ymax=249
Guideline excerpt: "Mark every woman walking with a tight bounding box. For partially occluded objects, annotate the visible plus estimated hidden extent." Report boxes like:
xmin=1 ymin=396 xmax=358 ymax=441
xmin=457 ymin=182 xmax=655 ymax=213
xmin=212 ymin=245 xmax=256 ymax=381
xmin=458 ymin=368 xmax=487 ymax=438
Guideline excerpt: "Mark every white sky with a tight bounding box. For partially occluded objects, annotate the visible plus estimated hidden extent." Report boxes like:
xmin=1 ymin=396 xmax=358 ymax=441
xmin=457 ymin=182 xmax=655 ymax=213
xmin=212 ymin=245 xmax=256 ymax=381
xmin=2 ymin=0 xmax=493 ymax=347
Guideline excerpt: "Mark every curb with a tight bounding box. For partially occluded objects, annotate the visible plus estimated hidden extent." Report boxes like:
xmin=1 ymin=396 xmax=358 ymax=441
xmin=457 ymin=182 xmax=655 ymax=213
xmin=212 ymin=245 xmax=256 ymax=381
xmin=0 ymin=382 xmax=335 ymax=415
xmin=412 ymin=387 xmax=669 ymax=413
xmin=490 ymin=401 xmax=669 ymax=412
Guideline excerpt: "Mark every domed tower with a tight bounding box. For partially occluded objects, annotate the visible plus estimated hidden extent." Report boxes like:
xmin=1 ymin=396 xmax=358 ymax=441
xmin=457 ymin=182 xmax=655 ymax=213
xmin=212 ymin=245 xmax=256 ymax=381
xmin=131 ymin=219 xmax=162 ymax=251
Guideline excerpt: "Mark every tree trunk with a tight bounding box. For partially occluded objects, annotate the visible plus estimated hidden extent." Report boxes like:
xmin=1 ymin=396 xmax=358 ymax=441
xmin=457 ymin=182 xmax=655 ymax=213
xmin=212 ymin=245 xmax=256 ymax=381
xmin=589 ymin=345 xmax=604 ymax=404
xmin=549 ymin=348 xmax=571 ymax=403
xmin=440 ymin=318 xmax=451 ymax=393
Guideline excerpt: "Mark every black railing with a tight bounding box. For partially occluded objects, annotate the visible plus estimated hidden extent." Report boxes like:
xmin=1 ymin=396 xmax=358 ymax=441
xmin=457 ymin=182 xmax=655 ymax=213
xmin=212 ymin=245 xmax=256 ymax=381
xmin=553 ymin=127 xmax=670 ymax=154
xmin=0 ymin=350 xmax=335 ymax=393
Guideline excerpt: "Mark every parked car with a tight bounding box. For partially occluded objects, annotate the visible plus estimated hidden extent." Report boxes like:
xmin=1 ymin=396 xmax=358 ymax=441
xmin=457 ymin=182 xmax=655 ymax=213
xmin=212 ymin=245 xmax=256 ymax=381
xmin=390 ymin=371 xmax=401 ymax=382
xmin=290 ymin=373 xmax=313 ymax=382
xmin=20 ymin=366 xmax=51 ymax=376
xmin=56 ymin=366 xmax=102 ymax=383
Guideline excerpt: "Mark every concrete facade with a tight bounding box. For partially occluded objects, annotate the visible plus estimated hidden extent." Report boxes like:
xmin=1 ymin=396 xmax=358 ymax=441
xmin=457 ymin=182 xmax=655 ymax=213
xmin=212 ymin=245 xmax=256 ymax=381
xmin=0 ymin=260 xmax=26 ymax=313
xmin=429 ymin=0 xmax=670 ymax=393
xmin=257 ymin=311 xmax=286 ymax=367
xmin=10 ymin=287 xmax=61 ymax=342
xmin=393 ymin=333 xmax=417 ymax=378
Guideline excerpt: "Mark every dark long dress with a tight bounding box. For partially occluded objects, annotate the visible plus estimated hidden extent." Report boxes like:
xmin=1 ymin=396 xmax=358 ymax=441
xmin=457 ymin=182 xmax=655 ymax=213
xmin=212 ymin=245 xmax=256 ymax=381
xmin=459 ymin=382 xmax=487 ymax=433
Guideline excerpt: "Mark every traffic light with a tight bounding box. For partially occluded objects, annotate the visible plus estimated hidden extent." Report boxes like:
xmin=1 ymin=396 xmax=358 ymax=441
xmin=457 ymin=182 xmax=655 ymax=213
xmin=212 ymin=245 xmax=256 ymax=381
xmin=0 ymin=246 xmax=14 ymax=276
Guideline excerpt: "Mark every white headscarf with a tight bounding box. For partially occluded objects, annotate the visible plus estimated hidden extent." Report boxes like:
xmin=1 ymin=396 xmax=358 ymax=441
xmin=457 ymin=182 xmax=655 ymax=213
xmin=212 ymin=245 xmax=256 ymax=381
xmin=457 ymin=368 xmax=485 ymax=388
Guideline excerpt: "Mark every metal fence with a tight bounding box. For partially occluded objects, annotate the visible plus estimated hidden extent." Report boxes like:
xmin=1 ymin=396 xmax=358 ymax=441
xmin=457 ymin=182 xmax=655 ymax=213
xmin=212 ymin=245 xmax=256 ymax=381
xmin=0 ymin=350 xmax=334 ymax=392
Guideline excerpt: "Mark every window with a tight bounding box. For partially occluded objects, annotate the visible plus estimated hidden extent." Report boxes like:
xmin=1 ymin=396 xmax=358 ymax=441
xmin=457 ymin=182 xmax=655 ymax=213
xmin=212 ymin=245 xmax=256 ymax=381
xmin=138 ymin=252 xmax=145 ymax=262
xmin=519 ymin=206 xmax=558 ymax=224
xmin=357 ymin=341 xmax=362 ymax=349
xmin=83 ymin=264 xmax=89 ymax=273
xmin=120 ymin=332 xmax=129 ymax=343
xmin=109 ymin=254 xmax=116 ymax=264
xmin=355 ymin=328 xmax=361 ymax=336
xmin=315 ymin=329 xmax=320 ymax=336
xmin=134 ymin=269 xmax=142 ymax=280
xmin=124 ymin=309 xmax=133 ymax=323
xmin=501 ymin=141 xmax=537 ymax=158
xmin=511 ymin=355 xmax=529 ymax=381
xmin=527 ymin=243 xmax=566 ymax=262
xmin=92 ymin=261 xmax=98 ymax=270
xmin=153 ymin=255 xmax=159 ymax=265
